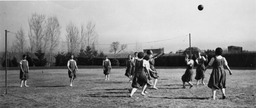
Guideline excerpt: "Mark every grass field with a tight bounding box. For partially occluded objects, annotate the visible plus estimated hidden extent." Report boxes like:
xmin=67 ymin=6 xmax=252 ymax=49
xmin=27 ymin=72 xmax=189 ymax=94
xmin=0 ymin=68 xmax=256 ymax=108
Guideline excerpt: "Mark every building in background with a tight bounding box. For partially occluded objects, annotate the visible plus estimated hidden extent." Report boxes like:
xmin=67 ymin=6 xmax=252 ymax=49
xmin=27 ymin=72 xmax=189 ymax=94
xmin=143 ymin=48 xmax=164 ymax=54
xmin=228 ymin=46 xmax=243 ymax=53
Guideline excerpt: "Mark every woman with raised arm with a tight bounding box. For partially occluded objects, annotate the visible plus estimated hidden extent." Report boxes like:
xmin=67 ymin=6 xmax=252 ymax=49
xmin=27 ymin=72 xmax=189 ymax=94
xmin=195 ymin=52 xmax=207 ymax=85
xmin=181 ymin=54 xmax=194 ymax=88
xmin=130 ymin=52 xmax=151 ymax=97
xmin=146 ymin=50 xmax=164 ymax=90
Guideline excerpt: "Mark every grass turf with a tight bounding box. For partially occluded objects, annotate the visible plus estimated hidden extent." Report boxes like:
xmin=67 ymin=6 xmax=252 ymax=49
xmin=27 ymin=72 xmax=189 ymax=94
xmin=1 ymin=68 xmax=256 ymax=108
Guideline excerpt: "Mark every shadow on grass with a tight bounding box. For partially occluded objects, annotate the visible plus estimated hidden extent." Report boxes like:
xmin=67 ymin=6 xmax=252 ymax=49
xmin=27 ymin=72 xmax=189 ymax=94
xmin=153 ymin=84 xmax=184 ymax=90
xmin=150 ymin=96 xmax=210 ymax=100
xmin=162 ymin=84 xmax=183 ymax=87
xmin=94 ymin=81 xmax=125 ymax=84
xmin=104 ymin=88 xmax=130 ymax=91
xmin=1 ymin=85 xmax=19 ymax=88
xmin=157 ymin=87 xmax=181 ymax=90
xmin=35 ymin=85 xmax=67 ymax=88
xmin=85 ymin=93 xmax=128 ymax=98
xmin=104 ymin=91 xmax=129 ymax=94
xmin=83 ymin=87 xmax=130 ymax=98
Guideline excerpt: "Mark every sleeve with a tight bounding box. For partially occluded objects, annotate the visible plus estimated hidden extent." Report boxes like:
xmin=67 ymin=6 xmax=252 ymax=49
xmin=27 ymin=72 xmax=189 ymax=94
xmin=223 ymin=57 xmax=228 ymax=66
xmin=132 ymin=60 xmax=135 ymax=66
xmin=26 ymin=60 xmax=29 ymax=67
xmin=143 ymin=60 xmax=150 ymax=69
xmin=188 ymin=59 xmax=194 ymax=65
xmin=67 ymin=60 xmax=70 ymax=67
xmin=75 ymin=61 xmax=79 ymax=69
xmin=75 ymin=61 xmax=77 ymax=66
xmin=142 ymin=60 xmax=146 ymax=67
xmin=195 ymin=58 xmax=199 ymax=64
xmin=202 ymin=56 xmax=206 ymax=61
xmin=208 ymin=58 xmax=215 ymax=66
xmin=109 ymin=60 xmax=111 ymax=66
xmin=20 ymin=61 xmax=22 ymax=65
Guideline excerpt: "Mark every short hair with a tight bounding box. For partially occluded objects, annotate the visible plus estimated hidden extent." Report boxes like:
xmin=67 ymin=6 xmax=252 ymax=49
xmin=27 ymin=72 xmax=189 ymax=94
xmin=192 ymin=54 xmax=197 ymax=61
xmin=134 ymin=52 xmax=138 ymax=56
xmin=144 ymin=55 xmax=150 ymax=60
xmin=146 ymin=50 xmax=153 ymax=55
xmin=22 ymin=54 xmax=27 ymax=59
xmin=137 ymin=52 xmax=144 ymax=59
xmin=215 ymin=47 xmax=223 ymax=55
xmin=127 ymin=54 xmax=131 ymax=59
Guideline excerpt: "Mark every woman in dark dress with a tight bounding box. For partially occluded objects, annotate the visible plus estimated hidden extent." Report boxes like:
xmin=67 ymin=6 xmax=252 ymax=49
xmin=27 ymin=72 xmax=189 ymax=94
xmin=67 ymin=55 xmax=78 ymax=87
xmin=130 ymin=52 xmax=151 ymax=97
xmin=195 ymin=52 xmax=207 ymax=85
xmin=205 ymin=47 xmax=232 ymax=100
xmin=131 ymin=52 xmax=138 ymax=77
xmin=181 ymin=54 xmax=194 ymax=88
xmin=146 ymin=50 xmax=163 ymax=89
xmin=125 ymin=54 xmax=134 ymax=82
xmin=103 ymin=56 xmax=112 ymax=80
xmin=20 ymin=55 xmax=29 ymax=87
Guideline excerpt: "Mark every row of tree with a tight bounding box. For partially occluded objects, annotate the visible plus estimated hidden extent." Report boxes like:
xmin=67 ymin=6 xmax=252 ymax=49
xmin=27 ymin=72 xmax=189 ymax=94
xmin=4 ymin=12 xmax=129 ymax=67
xmin=9 ymin=13 xmax=101 ymax=66
xmin=12 ymin=13 xmax=61 ymax=65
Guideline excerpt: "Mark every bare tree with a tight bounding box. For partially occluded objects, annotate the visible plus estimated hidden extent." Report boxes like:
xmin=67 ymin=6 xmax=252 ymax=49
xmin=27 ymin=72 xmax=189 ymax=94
xmin=80 ymin=21 xmax=98 ymax=50
xmin=14 ymin=27 xmax=26 ymax=54
xmin=79 ymin=21 xmax=98 ymax=50
xmin=80 ymin=24 xmax=86 ymax=50
xmin=66 ymin=22 xmax=80 ymax=54
xmin=118 ymin=44 xmax=127 ymax=53
xmin=42 ymin=35 xmax=50 ymax=53
xmin=44 ymin=16 xmax=61 ymax=65
xmin=28 ymin=13 xmax=46 ymax=52
xmin=110 ymin=41 xmax=119 ymax=54
xmin=80 ymin=21 xmax=98 ymax=54
xmin=85 ymin=21 xmax=98 ymax=47
xmin=110 ymin=41 xmax=127 ymax=54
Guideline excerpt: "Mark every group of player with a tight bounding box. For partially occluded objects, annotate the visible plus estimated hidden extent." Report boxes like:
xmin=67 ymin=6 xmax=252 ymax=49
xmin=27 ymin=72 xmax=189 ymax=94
xmin=123 ymin=50 xmax=163 ymax=97
xmin=18 ymin=47 xmax=232 ymax=100
xmin=181 ymin=47 xmax=232 ymax=100
xmin=124 ymin=47 xmax=233 ymax=100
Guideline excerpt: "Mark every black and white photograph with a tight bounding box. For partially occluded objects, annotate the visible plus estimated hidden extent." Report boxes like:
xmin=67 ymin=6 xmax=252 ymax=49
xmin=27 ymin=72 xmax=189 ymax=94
xmin=0 ymin=0 xmax=255 ymax=107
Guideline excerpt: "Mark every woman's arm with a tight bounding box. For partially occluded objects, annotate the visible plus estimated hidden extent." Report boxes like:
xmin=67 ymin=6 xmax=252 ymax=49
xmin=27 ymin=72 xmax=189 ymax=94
xmin=67 ymin=60 xmax=71 ymax=71
xmin=205 ymin=57 xmax=214 ymax=71
xmin=186 ymin=59 xmax=194 ymax=67
xmin=153 ymin=52 xmax=164 ymax=59
xmin=27 ymin=61 xmax=29 ymax=71
xmin=148 ymin=68 xmax=155 ymax=72
xmin=223 ymin=58 xmax=232 ymax=75
xmin=109 ymin=60 xmax=112 ymax=68
xmin=186 ymin=59 xmax=190 ymax=65
xmin=20 ymin=61 xmax=24 ymax=72
xmin=202 ymin=56 xmax=207 ymax=61
xmin=75 ymin=61 xmax=78 ymax=70
xmin=195 ymin=59 xmax=199 ymax=65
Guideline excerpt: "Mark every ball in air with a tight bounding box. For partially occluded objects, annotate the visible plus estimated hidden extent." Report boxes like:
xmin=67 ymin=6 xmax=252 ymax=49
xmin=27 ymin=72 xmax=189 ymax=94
xmin=198 ymin=4 xmax=204 ymax=11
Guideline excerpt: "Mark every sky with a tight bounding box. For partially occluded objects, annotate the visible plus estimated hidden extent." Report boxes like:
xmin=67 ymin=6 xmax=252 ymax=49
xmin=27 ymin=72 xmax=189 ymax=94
xmin=0 ymin=0 xmax=256 ymax=53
